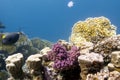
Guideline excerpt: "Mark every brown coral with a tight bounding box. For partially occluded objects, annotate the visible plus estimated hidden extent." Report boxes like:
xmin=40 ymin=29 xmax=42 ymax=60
xmin=26 ymin=54 xmax=43 ymax=79
xmin=78 ymin=52 xmax=104 ymax=80
xmin=86 ymin=69 xmax=120 ymax=80
xmin=93 ymin=35 xmax=120 ymax=54
xmin=5 ymin=53 xmax=24 ymax=80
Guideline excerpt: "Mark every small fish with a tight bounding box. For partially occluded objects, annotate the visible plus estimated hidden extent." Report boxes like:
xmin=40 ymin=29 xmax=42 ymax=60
xmin=2 ymin=32 xmax=20 ymax=45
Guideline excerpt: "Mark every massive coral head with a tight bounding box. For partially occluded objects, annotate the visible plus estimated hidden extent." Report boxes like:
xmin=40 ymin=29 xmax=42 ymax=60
xmin=69 ymin=16 xmax=116 ymax=46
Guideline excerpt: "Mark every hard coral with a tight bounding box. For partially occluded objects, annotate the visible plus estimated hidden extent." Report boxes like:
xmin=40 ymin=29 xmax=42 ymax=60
xmin=93 ymin=35 xmax=120 ymax=54
xmin=70 ymin=16 xmax=116 ymax=46
xmin=86 ymin=69 xmax=120 ymax=80
xmin=5 ymin=53 xmax=24 ymax=80
xmin=108 ymin=51 xmax=120 ymax=72
xmin=46 ymin=41 xmax=80 ymax=71
xmin=78 ymin=52 xmax=104 ymax=80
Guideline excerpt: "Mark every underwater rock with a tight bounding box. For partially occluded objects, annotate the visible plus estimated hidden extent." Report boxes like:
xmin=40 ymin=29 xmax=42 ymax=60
xmin=43 ymin=61 xmax=81 ymax=80
xmin=0 ymin=70 xmax=8 ymax=80
xmin=93 ymin=35 xmax=120 ymax=66
xmin=5 ymin=53 xmax=24 ymax=80
xmin=86 ymin=69 xmax=120 ymax=80
xmin=93 ymin=35 xmax=120 ymax=54
xmin=0 ymin=32 xmax=31 ymax=54
xmin=111 ymin=51 xmax=120 ymax=68
xmin=16 ymin=45 xmax=39 ymax=60
xmin=78 ymin=52 xmax=104 ymax=80
xmin=43 ymin=62 xmax=59 ymax=80
xmin=69 ymin=16 xmax=116 ymax=46
xmin=3 ymin=16 xmax=120 ymax=80
xmin=108 ymin=51 xmax=120 ymax=72
xmin=31 ymin=38 xmax=52 ymax=50
xmin=0 ymin=54 xmax=6 ymax=71
xmin=16 ymin=32 xmax=32 ymax=46
xmin=79 ymin=42 xmax=94 ymax=55
xmin=26 ymin=54 xmax=43 ymax=80
xmin=13 ymin=33 xmax=52 ymax=60
xmin=15 ymin=32 xmax=40 ymax=59
xmin=0 ymin=32 xmax=52 ymax=55
xmin=40 ymin=47 xmax=51 ymax=56
xmin=40 ymin=47 xmax=63 ymax=80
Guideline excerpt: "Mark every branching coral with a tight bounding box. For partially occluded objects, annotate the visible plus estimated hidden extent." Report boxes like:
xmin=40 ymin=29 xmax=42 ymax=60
xmin=70 ymin=16 xmax=116 ymax=46
xmin=46 ymin=41 xmax=80 ymax=71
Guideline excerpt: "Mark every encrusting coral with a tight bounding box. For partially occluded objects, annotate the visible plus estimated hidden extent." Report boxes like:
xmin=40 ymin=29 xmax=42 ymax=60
xmin=69 ymin=16 xmax=116 ymax=46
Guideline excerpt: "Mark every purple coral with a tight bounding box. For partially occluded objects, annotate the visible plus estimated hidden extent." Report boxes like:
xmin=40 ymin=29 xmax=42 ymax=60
xmin=46 ymin=42 xmax=80 ymax=71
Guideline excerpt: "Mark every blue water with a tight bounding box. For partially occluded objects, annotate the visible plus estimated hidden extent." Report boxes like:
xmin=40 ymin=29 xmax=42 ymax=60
xmin=0 ymin=0 xmax=120 ymax=42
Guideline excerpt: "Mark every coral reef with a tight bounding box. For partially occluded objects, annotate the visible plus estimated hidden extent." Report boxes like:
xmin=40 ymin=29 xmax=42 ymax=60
xmin=26 ymin=54 xmax=44 ymax=80
xmin=0 ymin=32 xmax=52 ymax=55
xmin=69 ymin=16 xmax=116 ymax=46
xmin=43 ymin=40 xmax=81 ymax=80
xmin=108 ymin=51 xmax=120 ymax=71
xmin=86 ymin=68 xmax=120 ymax=80
xmin=78 ymin=52 xmax=104 ymax=80
xmin=5 ymin=53 xmax=24 ymax=80
xmin=3 ymin=17 xmax=120 ymax=80
xmin=0 ymin=70 xmax=8 ymax=80
xmin=31 ymin=38 xmax=52 ymax=50
xmin=5 ymin=53 xmax=45 ymax=80
xmin=46 ymin=40 xmax=80 ymax=71
xmin=0 ymin=32 xmax=52 ymax=73
xmin=0 ymin=54 xmax=6 ymax=71
xmin=93 ymin=35 xmax=120 ymax=54
xmin=40 ymin=47 xmax=51 ymax=56
xmin=92 ymin=35 xmax=120 ymax=67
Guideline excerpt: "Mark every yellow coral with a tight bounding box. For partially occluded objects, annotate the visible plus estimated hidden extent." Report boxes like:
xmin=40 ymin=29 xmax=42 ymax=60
xmin=70 ymin=16 xmax=116 ymax=46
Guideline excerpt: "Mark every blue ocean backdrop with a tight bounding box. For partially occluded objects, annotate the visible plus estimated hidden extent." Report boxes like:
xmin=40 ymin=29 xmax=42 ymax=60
xmin=0 ymin=0 xmax=120 ymax=42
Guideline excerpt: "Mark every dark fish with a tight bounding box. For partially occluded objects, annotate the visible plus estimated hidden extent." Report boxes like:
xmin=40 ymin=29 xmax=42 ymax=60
xmin=2 ymin=32 xmax=20 ymax=45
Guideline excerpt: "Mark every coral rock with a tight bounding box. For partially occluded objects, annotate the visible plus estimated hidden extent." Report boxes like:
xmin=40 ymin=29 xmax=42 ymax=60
xmin=5 ymin=53 xmax=24 ymax=79
xmin=94 ymin=35 xmax=120 ymax=54
xmin=79 ymin=42 xmax=94 ymax=55
xmin=78 ymin=52 xmax=104 ymax=80
xmin=26 ymin=54 xmax=43 ymax=75
xmin=111 ymin=51 xmax=120 ymax=68
xmin=40 ymin=47 xmax=51 ymax=56
xmin=86 ymin=69 xmax=120 ymax=80
xmin=108 ymin=51 xmax=120 ymax=72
